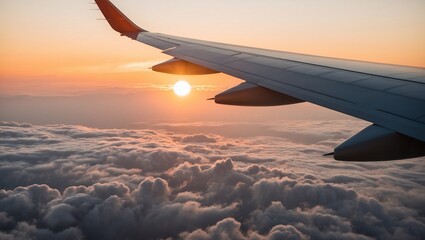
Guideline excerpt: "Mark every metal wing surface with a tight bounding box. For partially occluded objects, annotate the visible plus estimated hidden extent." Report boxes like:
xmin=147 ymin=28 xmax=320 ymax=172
xmin=94 ymin=0 xmax=425 ymax=161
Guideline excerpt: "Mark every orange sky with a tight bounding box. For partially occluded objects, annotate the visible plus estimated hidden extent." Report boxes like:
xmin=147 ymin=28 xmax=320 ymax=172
xmin=0 ymin=0 xmax=425 ymax=125
xmin=1 ymin=0 xmax=425 ymax=95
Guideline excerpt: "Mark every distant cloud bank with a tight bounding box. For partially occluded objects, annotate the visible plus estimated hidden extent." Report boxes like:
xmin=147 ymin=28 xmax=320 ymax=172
xmin=0 ymin=122 xmax=424 ymax=240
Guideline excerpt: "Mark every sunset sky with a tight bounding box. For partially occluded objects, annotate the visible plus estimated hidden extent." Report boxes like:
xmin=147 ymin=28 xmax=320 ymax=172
xmin=1 ymin=0 xmax=425 ymax=126
xmin=0 ymin=1 xmax=425 ymax=239
xmin=1 ymin=0 xmax=425 ymax=96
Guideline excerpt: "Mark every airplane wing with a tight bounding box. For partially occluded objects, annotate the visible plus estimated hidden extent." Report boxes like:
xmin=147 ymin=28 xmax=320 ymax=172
xmin=94 ymin=0 xmax=425 ymax=161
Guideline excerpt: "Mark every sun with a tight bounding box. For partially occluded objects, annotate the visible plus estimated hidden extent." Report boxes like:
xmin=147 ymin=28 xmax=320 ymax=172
xmin=173 ymin=80 xmax=191 ymax=97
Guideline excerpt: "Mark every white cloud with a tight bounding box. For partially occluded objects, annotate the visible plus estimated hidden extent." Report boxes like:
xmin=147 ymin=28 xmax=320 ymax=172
xmin=0 ymin=121 xmax=424 ymax=239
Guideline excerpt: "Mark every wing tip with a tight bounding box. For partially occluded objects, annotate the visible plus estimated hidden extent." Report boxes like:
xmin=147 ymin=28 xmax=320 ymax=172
xmin=94 ymin=0 xmax=147 ymax=37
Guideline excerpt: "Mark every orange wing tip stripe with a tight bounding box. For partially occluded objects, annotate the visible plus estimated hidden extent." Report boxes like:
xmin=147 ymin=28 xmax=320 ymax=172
xmin=95 ymin=0 xmax=146 ymax=37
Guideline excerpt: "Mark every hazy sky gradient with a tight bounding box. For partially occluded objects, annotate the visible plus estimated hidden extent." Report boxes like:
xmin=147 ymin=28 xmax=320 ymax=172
xmin=1 ymin=0 xmax=424 ymax=126
xmin=1 ymin=0 xmax=425 ymax=94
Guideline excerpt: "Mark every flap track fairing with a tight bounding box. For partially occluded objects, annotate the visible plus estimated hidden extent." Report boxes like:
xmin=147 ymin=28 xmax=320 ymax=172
xmin=214 ymin=82 xmax=304 ymax=106
xmin=334 ymin=124 xmax=425 ymax=161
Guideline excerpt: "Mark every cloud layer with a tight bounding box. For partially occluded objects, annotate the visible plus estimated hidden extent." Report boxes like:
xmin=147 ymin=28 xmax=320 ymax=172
xmin=0 ymin=121 xmax=424 ymax=240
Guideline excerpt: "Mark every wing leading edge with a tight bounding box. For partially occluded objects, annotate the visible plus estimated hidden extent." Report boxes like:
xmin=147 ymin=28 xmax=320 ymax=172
xmin=94 ymin=0 xmax=425 ymax=161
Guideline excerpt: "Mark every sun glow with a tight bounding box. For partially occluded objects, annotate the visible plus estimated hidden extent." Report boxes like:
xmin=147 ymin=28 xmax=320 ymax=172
xmin=173 ymin=80 xmax=191 ymax=97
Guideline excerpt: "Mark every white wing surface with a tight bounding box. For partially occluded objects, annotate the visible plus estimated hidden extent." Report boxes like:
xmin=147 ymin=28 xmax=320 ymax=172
xmin=94 ymin=0 xmax=425 ymax=161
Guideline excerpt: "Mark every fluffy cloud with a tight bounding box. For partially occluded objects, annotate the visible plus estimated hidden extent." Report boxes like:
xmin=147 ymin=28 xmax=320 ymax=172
xmin=0 ymin=121 xmax=424 ymax=240
xmin=181 ymin=134 xmax=217 ymax=144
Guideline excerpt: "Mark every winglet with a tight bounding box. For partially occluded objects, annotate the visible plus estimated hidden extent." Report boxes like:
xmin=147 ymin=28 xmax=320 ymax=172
xmin=94 ymin=0 xmax=146 ymax=38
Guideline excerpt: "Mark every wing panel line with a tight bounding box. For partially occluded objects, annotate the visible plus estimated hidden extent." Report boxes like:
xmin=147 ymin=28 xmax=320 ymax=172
xmin=164 ymin=47 xmax=425 ymax=142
